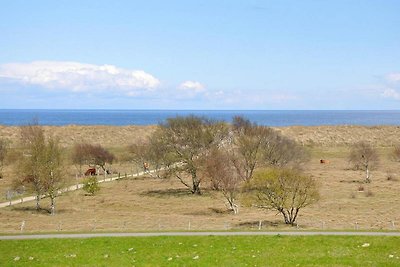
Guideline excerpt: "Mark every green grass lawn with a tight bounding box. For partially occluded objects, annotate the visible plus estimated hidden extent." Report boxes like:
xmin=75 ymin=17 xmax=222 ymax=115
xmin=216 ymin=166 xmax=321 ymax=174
xmin=1 ymin=235 xmax=400 ymax=266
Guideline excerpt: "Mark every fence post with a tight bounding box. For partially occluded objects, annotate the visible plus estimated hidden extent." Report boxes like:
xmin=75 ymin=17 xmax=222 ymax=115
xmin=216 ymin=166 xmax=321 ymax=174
xmin=258 ymin=220 xmax=262 ymax=230
xmin=92 ymin=220 xmax=97 ymax=231
xmin=20 ymin=220 xmax=25 ymax=232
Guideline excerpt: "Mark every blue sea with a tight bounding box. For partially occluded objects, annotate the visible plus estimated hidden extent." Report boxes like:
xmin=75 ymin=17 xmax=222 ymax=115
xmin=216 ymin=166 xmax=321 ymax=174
xmin=0 ymin=110 xmax=399 ymax=126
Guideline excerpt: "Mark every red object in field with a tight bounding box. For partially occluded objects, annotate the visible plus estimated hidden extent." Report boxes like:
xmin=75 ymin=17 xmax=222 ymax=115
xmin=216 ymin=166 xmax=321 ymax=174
xmin=320 ymin=159 xmax=330 ymax=164
xmin=85 ymin=168 xmax=96 ymax=176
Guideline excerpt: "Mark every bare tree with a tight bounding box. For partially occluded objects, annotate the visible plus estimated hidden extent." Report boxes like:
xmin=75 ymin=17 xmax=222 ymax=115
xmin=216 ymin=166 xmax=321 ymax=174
xmin=17 ymin=123 xmax=46 ymax=210
xmin=231 ymin=116 xmax=308 ymax=181
xmin=128 ymin=143 xmax=150 ymax=168
xmin=71 ymin=143 xmax=115 ymax=174
xmin=263 ymin=131 xmax=310 ymax=167
xmin=203 ymin=148 xmax=241 ymax=214
xmin=150 ymin=115 xmax=228 ymax=195
xmin=89 ymin=145 xmax=115 ymax=173
xmin=243 ymin=168 xmax=319 ymax=225
xmin=0 ymin=138 xmax=8 ymax=179
xmin=348 ymin=141 xmax=379 ymax=183
xmin=16 ymin=123 xmax=66 ymax=214
xmin=231 ymin=116 xmax=274 ymax=181
xmin=40 ymin=137 xmax=65 ymax=215
xmin=71 ymin=143 xmax=91 ymax=176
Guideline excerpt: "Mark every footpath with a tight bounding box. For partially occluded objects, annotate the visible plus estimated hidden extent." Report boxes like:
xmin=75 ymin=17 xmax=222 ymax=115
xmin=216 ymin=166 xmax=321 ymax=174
xmin=2 ymin=231 xmax=400 ymax=240
xmin=0 ymin=169 xmax=157 ymax=208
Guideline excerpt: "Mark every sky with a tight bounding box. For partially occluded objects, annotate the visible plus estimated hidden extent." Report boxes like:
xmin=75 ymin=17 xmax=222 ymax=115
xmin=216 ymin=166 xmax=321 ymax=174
xmin=0 ymin=0 xmax=399 ymax=110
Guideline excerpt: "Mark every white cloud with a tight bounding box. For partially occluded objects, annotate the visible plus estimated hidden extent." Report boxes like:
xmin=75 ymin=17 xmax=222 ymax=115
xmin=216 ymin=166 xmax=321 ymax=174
xmin=178 ymin=80 xmax=205 ymax=93
xmin=386 ymin=73 xmax=400 ymax=83
xmin=382 ymin=88 xmax=400 ymax=100
xmin=0 ymin=61 xmax=160 ymax=94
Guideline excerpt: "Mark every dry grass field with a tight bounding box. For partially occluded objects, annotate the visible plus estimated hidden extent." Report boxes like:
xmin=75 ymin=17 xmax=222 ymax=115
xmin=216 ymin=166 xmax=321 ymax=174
xmin=1 ymin=125 xmax=400 ymax=233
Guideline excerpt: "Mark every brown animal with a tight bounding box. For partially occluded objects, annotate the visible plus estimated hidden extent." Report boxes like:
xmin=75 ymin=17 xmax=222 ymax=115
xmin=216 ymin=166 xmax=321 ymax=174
xmin=320 ymin=159 xmax=330 ymax=164
xmin=143 ymin=162 xmax=149 ymax=172
xmin=85 ymin=168 xmax=96 ymax=176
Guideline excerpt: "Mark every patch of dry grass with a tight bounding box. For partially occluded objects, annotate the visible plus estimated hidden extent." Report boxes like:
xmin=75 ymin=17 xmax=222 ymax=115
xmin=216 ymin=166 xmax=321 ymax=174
xmin=1 ymin=125 xmax=400 ymax=232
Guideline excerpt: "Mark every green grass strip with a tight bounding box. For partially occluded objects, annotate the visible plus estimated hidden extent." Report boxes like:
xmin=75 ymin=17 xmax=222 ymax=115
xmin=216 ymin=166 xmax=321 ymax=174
xmin=1 ymin=235 xmax=400 ymax=266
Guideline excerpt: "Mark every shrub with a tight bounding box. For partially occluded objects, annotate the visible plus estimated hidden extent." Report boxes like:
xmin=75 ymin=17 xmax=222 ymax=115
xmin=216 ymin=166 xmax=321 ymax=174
xmin=83 ymin=176 xmax=100 ymax=195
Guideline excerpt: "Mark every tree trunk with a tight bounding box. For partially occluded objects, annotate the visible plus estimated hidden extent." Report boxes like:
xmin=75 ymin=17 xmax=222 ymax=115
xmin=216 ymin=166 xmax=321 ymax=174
xmin=191 ymin=169 xmax=201 ymax=195
xmin=35 ymin=195 xmax=41 ymax=211
xmin=50 ymin=195 xmax=55 ymax=215
xmin=365 ymin=167 xmax=370 ymax=183
xmin=280 ymin=209 xmax=298 ymax=225
xmin=192 ymin=179 xmax=201 ymax=195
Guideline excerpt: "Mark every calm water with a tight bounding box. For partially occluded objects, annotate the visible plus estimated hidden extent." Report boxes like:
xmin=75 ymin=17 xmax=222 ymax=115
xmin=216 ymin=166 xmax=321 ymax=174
xmin=0 ymin=110 xmax=399 ymax=126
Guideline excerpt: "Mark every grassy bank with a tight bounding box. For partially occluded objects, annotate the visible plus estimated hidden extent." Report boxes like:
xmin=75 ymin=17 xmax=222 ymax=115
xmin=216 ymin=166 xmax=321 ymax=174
xmin=1 ymin=235 xmax=400 ymax=266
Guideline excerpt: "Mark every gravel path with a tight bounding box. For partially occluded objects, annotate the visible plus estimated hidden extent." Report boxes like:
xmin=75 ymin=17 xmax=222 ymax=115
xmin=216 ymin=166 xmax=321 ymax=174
xmin=1 ymin=231 xmax=400 ymax=240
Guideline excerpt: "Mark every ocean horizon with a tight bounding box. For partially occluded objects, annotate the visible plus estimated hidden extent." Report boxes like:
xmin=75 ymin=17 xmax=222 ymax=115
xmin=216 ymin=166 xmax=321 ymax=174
xmin=0 ymin=109 xmax=400 ymax=127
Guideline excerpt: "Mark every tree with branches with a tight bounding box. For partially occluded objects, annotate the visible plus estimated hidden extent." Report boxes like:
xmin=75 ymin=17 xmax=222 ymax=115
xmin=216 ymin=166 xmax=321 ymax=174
xmin=150 ymin=115 xmax=228 ymax=195
xmin=17 ymin=123 xmax=47 ymax=210
xmin=244 ymin=168 xmax=319 ymax=225
xmin=71 ymin=143 xmax=115 ymax=175
xmin=203 ymin=148 xmax=242 ymax=213
xmin=15 ymin=123 xmax=66 ymax=214
xmin=231 ymin=116 xmax=309 ymax=182
xmin=40 ymin=137 xmax=65 ymax=215
xmin=348 ymin=141 xmax=379 ymax=183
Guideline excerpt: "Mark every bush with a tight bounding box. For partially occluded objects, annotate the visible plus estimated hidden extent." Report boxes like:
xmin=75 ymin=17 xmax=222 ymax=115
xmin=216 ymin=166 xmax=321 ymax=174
xmin=83 ymin=176 xmax=100 ymax=195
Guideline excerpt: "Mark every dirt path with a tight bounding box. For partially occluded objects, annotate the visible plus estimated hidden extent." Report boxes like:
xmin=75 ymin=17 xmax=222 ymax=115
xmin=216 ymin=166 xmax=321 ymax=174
xmin=0 ymin=169 xmax=156 ymax=208
xmin=1 ymin=231 xmax=400 ymax=240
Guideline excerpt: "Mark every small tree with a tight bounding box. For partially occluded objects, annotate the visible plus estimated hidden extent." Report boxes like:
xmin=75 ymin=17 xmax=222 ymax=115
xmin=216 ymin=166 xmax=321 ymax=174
xmin=41 ymin=137 xmax=65 ymax=215
xmin=71 ymin=143 xmax=91 ymax=176
xmin=16 ymin=123 xmax=66 ymax=214
xmin=89 ymin=145 xmax=115 ymax=173
xmin=231 ymin=116 xmax=308 ymax=181
xmin=71 ymin=143 xmax=115 ymax=174
xmin=150 ymin=116 xmax=228 ymax=195
xmin=348 ymin=141 xmax=379 ymax=183
xmin=244 ymin=168 xmax=319 ymax=225
xmin=0 ymin=139 xmax=8 ymax=179
xmin=231 ymin=116 xmax=275 ymax=181
xmin=82 ymin=176 xmax=100 ymax=195
xmin=263 ymin=132 xmax=310 ymax=167
xmin=17 ymin=123 xmax=46 ymax=210
xmin=203 ymin=148 xmax=241 ymax=214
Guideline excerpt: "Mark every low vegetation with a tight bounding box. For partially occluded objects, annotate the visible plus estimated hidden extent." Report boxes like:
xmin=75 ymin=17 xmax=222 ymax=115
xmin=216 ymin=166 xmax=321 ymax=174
xmin=82 ymin=176 xmax=100 ymax=196
xmin=1 ymin=235 xmax=400 ymax=266
xmin=243 ymin=168 xmax=320 ymax=225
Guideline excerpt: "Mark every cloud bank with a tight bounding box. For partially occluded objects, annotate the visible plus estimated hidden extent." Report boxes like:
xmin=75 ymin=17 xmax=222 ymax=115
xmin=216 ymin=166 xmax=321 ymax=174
xmin=0 ymin=61 xmax=160 ymax=94
xmin=178 ymin=81 xmax=205 ymax=93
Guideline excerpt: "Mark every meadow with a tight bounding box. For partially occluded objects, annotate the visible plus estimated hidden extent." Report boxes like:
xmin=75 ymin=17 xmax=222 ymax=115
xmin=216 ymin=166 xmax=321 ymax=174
xmin=1 ymin=235 xmax=400 ymax=266
xmin=1 ymin=125 xmax=400 ymax=232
